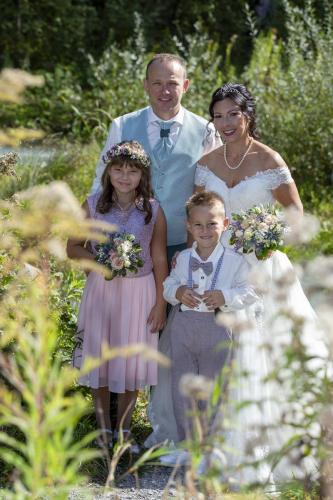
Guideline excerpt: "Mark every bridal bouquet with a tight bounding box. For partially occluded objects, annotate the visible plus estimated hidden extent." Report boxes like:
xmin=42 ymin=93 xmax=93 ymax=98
xmin=95 ymin=232 xmax=144 ymax=280
xmin=229 ymin=205 xmax=287 ymax=260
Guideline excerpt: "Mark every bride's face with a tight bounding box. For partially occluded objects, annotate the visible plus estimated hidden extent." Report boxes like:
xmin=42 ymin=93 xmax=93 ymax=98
xmin=213 ymin=98 xmax=249 ymax=143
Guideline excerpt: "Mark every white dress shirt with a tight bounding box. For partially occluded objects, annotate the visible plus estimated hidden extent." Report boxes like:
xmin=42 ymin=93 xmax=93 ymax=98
xmin=163 ymin=242 xmax=258 ymax=313
xmin=91 ymin=106 xmax=221 ymax=194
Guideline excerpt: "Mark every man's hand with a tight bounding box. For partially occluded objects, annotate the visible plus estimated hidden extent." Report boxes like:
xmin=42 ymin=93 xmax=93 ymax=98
xmin=202 ymin=290 xmax=225 ymax=310
xmin=176 ymin=286 xmax=201 ymax=309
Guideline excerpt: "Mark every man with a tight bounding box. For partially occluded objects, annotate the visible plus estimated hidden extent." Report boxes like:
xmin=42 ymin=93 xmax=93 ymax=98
xmin=91 ymin=53 xmax=221 ymax=261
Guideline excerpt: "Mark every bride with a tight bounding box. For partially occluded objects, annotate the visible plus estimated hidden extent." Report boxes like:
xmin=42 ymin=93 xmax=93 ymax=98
xmin=146 ymin=83 xmax=326 ymax=485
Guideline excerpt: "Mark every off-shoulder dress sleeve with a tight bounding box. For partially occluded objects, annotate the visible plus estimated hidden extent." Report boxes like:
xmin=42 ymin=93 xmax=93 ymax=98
xmin=264 ymin=166 xmax=294 ymax=190
xmin=194 ymin=163 xmax=210 ymax=187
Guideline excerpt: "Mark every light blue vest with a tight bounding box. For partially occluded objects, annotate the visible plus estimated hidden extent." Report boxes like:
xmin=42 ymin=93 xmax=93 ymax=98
xmin=121 ymin=107 xmax=208 ymax=245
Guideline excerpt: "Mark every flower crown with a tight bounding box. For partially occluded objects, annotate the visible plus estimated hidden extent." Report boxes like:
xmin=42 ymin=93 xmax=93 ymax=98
xmin=102 ymin=143 xmax=151 ymax=169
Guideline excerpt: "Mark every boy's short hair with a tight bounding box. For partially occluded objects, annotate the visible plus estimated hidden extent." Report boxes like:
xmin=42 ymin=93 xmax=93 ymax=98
xmin=186 ymin=191 xmax=226 ymax=218
xmin=145 ymin=53 xmax=187 ymax=79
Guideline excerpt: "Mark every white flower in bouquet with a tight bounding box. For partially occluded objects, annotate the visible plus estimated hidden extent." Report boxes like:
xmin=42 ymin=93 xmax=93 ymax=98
xmin=119 ymin=240 xmax=133 ymax=253
xmin=229 ymin=204 xmax=287 ymax=260
xmin=244 ymin=228 xmax=253 ymax=239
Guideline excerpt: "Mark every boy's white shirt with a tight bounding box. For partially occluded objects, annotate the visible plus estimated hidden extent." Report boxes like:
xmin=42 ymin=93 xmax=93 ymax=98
xmin=91 ymin=106 xmax=221 ymax=195
xmin=163 ymin=241 xmax=258 ymax=312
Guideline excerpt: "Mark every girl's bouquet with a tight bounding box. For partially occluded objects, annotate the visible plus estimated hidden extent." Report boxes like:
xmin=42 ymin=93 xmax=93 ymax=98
xmin=229 ymin=204 xmax=287 ymax=260
xmin=95 ymin=232 xmax=144 ymax=280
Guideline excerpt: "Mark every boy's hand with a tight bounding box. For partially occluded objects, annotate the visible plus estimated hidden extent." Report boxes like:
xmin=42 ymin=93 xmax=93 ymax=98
xmin=202 ymin=290 xmax=225 ymax=310
xmin=147 ymin=303 xmax=167 ymax=333
xmin=176 ymin=286 xmax=201 ymax=309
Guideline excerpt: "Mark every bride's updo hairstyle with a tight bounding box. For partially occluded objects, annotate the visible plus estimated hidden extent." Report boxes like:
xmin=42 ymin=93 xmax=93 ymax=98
xmin=209 ymin=83 xmax=260 ymax=139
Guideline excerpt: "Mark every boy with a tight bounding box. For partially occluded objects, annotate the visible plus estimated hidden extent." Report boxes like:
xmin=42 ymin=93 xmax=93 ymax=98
xmin=163 ymin=191 xmax=258 ymax=446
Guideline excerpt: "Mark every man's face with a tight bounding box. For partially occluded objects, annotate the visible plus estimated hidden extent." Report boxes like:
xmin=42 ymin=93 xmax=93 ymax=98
xmin=144 ymin=59 xmax=189 ymax=120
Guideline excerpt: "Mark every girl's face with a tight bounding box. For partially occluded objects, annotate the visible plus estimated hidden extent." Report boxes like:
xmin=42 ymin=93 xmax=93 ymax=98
xmin=109 ymin=162 xmax=142 ymax=196
xmin=213 ymin=97 xmax=249 ymax=143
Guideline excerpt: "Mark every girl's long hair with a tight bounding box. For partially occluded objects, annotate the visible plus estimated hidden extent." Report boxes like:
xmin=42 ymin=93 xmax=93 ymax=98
xmin=96 ymin=141 xmax=153 ymax=224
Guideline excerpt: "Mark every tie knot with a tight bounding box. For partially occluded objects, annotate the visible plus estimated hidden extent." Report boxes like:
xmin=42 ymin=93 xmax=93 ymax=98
xmin=157 ymin=120 xmax=175 ymax=138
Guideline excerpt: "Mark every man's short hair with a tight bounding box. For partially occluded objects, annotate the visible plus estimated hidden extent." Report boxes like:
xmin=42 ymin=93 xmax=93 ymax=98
xmin=145 ymin=53 xmax=187 ymax=79
xmin=186 ymin=191 xmax=226 ymax=218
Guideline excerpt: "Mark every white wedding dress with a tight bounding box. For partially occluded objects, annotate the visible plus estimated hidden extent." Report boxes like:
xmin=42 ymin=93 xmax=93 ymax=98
xmin=146 ymin=164 xmax=326 ymax=486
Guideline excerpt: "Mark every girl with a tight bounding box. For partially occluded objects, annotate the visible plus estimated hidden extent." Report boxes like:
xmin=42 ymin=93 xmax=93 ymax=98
xmin=67 ymin=140 xmax=168 ymax=448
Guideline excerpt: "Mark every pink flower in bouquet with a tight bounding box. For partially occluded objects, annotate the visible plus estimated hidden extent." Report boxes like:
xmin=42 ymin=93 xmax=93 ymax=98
xmin=113 ymin=237 xmax=123 ymax=247
xmin=258 ymin=222 xmax=269 ymax=231
xmin=108 ymin=250 xmax=118 ymax=259
xmin=95 ymin=231 xmax=144 ymax=280
xmin=110 ymin=255 xmax=125 ymax=270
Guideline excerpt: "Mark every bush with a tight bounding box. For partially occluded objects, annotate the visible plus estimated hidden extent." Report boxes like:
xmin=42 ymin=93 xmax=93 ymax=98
xmin=243 ymin=1 xmax=333 ymax=203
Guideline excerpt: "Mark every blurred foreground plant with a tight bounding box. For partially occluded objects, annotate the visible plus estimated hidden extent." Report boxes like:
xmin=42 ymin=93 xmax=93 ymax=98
xmin=0 ymin=69 xmax=44 ymax=146
xmin=0 ymin=181 xmax=168 ymax=497
xmin=165 ymin=210 xmax=332 ymax=498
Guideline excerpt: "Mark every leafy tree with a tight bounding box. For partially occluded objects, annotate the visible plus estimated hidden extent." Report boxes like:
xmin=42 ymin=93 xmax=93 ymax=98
xmin=0 ymin=0 xmax=99 ymax=70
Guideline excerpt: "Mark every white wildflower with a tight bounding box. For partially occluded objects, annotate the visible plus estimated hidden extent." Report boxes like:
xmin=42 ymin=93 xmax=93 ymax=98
xmin=284 ymin=207 xmax=320 ymax=244
xmin=43 ymin=238 xmax=67 ymax=260
xmin=0 ymin=152 xmax=20 ymax=178
xmin=179 ymin=374 xmax=214 ymax=400
xmin=216 ymin=311 xmax=255 ymax=334
xmin=16 ymin=181 xmax=83 ymax=219
xmin=0 ymin=68 xmax=44 ymax=103
xmin=304 ymin=256 xmax=333 ymax=290
xmin=248 ymin=264 xmax=271 ymax=294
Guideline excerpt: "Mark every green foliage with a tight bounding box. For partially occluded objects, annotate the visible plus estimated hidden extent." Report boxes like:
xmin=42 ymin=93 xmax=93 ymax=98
xmin=181 ymin=24 xmax=223 ymax=118
xmin=1 ymin=1 xmax=333 ymax=207
xmin=50 ymin=268 xmax=86 ymax=364
xmin=243 ymin=1 xmax=333 ymax=202
xmin=286 ymin=199 xmax=333 ymax=261
xmin=0 ymin=0 xmax=329 ymax=82
xmin=1 ymin=2 xmax=332 ymax=206
xmin=0 ymin=189 xmax=102 ymax=497
xmin=0 ymin=1 xmax=332 ymax=496
xmin=0 ymin=141 xmax=99 ymax=202
xmin=0 ymin=0 xmax=100 ymax=71
xmin=0 ymin=282 xmax=98 ymax=498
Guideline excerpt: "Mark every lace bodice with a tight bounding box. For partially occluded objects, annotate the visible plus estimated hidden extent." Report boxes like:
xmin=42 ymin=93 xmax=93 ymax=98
xmin=195 ymin=164 xmax=293 ymax=217
xmin=87 ymin=193 xmax=159 ymax=277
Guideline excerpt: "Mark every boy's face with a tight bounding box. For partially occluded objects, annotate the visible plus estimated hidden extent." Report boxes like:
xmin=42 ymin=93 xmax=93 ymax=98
xmin=187 ymin=203 xmax=228 ymax=253
xmin=144 ymin=59 xmax=189 ymax=120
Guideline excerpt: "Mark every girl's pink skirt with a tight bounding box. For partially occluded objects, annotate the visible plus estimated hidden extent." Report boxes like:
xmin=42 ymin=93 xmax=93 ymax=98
xmin=73 ymin=271 xmax=158 ymax=393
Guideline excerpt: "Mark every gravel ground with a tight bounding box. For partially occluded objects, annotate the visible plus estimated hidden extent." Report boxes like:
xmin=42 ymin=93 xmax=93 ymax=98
xmin=69 ymin=464 xmax=182 ymax=499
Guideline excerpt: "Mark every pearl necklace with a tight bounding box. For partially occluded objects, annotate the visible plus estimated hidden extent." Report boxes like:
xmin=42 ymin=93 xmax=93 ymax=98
xmin=224 ymin=138 xmax=253 ymax=170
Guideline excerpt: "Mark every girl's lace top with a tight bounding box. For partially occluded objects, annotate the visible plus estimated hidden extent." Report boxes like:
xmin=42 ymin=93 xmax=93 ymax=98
xmin=87 ymin=193 xmax=159 ymax=277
